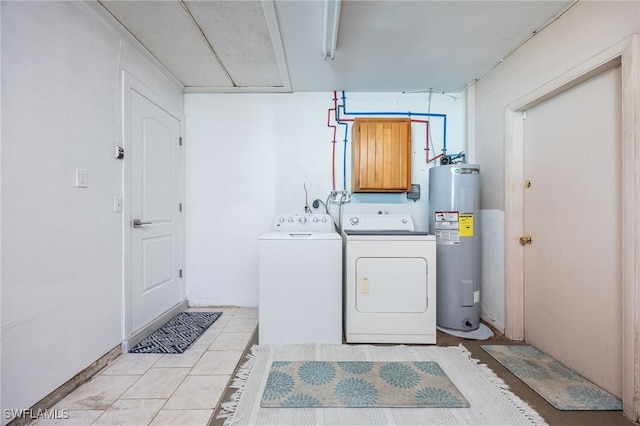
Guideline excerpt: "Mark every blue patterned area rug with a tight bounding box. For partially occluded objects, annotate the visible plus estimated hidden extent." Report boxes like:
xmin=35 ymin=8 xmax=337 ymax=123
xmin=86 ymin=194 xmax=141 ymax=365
xmin=261 ymin=360 xmax=469 ymax=408
xmin=129 ymin=311 xmax=222 ymax=354
xmin=481 ymin=345 xmax=622 ymax=410
xmin=218 ymin=344 xmax=548 ymax=425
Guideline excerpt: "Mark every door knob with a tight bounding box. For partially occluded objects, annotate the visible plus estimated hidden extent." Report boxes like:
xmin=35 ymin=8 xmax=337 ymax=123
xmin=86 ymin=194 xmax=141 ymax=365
xmin=132 ymin=219 xmax=152 ymax=228
xmin=519 ymin=235 xmax=532 ymax=246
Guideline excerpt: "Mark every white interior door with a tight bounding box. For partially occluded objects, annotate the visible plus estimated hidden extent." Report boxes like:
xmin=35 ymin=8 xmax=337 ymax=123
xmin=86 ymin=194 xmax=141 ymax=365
xmin=522 ymin=65 xmax=622 ymax=397
xmin=129 ymin=88 xmax=183 ymax=335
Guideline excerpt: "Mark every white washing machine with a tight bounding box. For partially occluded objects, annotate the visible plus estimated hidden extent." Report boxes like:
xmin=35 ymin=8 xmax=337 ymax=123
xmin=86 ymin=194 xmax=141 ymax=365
xmin=259 ymin=213 xmax=342 ymax=345
xmin=342 ymin=214 xmax=436 ymax=344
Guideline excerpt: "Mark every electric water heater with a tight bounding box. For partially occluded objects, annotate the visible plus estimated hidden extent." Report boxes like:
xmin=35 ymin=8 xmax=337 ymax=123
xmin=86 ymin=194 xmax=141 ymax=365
xmin=428 ymin=164 xmax=481 ymax=331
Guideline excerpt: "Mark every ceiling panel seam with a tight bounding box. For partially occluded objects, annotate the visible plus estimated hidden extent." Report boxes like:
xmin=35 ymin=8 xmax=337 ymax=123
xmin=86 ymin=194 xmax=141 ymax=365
xmin=262 ymin=0 xmax=291 ymax=92
xmin=96 ymin=1 xmax=186 ymax=89
xmin=180 ymin=0 xmax=237 ymax=88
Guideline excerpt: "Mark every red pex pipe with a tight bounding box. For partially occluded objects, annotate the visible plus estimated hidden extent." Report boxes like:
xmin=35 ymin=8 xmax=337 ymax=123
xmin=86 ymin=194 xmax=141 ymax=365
xmin=327 ymin=92 xmax=442 ymax=190
xmin=332 ymin=143 xmax=336 ymax=190
xmin=327 ymin=107 xmax=337 ymax=190
xmin=411 ymin=119 xmax=442 ymax=163
xmin=329 ymin=91 xmax=353 ymax=190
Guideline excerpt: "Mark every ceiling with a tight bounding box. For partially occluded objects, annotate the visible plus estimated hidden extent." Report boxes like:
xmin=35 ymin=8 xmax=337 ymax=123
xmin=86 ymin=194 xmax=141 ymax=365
xmin=95 ymin=0 xmax=574 ymax=94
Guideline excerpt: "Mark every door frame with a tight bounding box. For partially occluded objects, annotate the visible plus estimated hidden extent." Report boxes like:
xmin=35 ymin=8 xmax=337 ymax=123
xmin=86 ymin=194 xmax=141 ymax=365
xmin=504 ymin=35 xmax=639 ymax=420
xmin=121 ymin=71 xmax=186 ymax=346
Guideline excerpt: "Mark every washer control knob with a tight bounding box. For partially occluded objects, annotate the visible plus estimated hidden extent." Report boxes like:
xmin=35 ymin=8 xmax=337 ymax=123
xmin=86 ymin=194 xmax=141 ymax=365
xmin=299 ymin=216 xmax=307 ymax=224
xmin=350 ymin=217 xmax=359 ymax=225
xmin=322 ymin=217 xmax=327 ymax=223
xmin=402 ymin=218 xmax=407 ymax=223
xmin=287 ymin=217 xmax=294 ymax=223
xmin=312 ymin=217 xmax=319 ymax=223
xmin=278 ymin=217 xmax=285 ymax=223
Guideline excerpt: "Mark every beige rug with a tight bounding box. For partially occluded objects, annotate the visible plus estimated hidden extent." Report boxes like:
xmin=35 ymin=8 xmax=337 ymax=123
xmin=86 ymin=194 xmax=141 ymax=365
xmin=218 ymin=343 xmax=548 ymax=425
xmin=260 ymin=360 xmax=469 ymax=408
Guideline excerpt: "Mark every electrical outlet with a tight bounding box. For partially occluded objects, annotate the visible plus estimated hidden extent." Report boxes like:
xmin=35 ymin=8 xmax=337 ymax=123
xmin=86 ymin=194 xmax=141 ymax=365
xmin=407 ymin=184 xmax=420 ymax=201
xmin=75 ymin=168 xmax=88 ymax=188
xmin=114 ymin=196 xmax=123 ymax=212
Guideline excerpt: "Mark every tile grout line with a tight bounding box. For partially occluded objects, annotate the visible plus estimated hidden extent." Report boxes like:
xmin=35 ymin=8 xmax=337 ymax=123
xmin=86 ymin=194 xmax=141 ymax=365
xmin=154 ymin=308 xmax=252 ymax=424
xmin=19 ymin=307 xmax=252 ymax=426
xmin=93 ymin=308 xmax=248 ymax=426
xmin=43 ymin=307 xmax=255 ymax=426
xmin=145 ymin=308 xmax=238 ymax=424
xmin=148 ymin=364 xmax=193 ymax=425
xmin=92 ymin=349 xmax=166 ymax=425
xmin=207 ymin=323 xmax=258 ymax=426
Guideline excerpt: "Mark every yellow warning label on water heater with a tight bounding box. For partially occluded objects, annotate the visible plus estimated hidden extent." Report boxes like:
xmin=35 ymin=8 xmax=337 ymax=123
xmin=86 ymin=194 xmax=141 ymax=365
xmin=459 ymin=214 xmax=474 ymax=237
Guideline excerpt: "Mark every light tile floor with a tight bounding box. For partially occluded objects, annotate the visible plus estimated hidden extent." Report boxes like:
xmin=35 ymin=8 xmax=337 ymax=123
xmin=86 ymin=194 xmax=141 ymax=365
xmin=32 ymin=307 xmax=257 ymax=426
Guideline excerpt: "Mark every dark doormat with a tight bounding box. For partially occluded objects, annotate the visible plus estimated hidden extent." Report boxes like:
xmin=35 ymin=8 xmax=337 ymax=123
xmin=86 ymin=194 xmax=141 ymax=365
xmin=129 ymin=311 xmax=222 ymax=354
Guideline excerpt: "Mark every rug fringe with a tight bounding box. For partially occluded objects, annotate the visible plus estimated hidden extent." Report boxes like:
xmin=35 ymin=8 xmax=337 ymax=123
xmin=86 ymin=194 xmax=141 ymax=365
xmin=216 ymin=344 xmax=260 ymax=425
xmin=456 ymin=343 xmax=548 ymax=425
xmin=217 ymin=343 xmax=548 ymax=426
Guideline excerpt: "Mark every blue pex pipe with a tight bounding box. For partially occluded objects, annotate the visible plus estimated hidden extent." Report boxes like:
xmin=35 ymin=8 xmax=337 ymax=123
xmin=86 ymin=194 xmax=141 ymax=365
xmin=338 ymin=119 xmax=349 ymax=190
xmin=338 ymin=91 xmax=349 ymax=190
xmin=334 ymin=91 xmax=449 ymax=191
xmin=338 ymin=90 xmax=448 ymax=157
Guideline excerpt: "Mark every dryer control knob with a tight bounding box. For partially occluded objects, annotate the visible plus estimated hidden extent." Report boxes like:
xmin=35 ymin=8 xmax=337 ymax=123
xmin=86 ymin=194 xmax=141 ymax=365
xmin=322 ymin=217 xmax=327 ymax=222
xmin=278 ymin=217 xmax=285 ymax=223
xmin=287 ymin=217 xmax=294 ymax=223
xmin=350 ymin=217 xmax=359 ymax=225
xmin=402 ymin=218 xmax=407 ymax=223
xmin=299 ymin=217 xmax=307 ymax=224
xmin=312 ymin=217 xmax=319 ymax=223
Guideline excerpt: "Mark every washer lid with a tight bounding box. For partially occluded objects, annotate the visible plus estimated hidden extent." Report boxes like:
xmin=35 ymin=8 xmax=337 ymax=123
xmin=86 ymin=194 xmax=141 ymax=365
xmin=260 ymin=232 xmax=341 ymax=240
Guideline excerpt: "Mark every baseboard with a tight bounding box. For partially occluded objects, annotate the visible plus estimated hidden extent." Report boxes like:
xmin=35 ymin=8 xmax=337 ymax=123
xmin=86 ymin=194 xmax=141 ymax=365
xmin=122 ymin=300 xmax=188 ymax=352
xmin=6 ymin=345 xmax=121 ymax=426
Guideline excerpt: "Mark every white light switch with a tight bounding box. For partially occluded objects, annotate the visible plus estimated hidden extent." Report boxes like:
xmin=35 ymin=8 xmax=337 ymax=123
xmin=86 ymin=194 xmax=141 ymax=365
xmin=75 ymin=168 xmax=88 ymax=188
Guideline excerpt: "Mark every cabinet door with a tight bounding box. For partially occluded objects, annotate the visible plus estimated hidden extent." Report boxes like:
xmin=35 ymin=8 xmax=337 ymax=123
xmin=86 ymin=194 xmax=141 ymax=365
xmin=352 ymin=118 xmax=411 ymax=192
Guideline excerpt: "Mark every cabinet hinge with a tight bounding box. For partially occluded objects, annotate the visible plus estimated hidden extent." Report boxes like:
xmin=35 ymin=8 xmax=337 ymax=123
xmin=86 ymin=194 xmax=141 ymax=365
xmin=179 ymin=137 xmax=183 ymax=146
xmin=179 ymin=269 xmax=183 ymax=278
xmin=179 ymin=203 xmax=183 ymax=212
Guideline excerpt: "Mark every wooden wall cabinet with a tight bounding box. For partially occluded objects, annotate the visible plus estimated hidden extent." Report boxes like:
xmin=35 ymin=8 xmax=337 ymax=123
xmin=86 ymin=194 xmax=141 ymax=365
xmin=351 ymin=118 xmax=412 ymax=192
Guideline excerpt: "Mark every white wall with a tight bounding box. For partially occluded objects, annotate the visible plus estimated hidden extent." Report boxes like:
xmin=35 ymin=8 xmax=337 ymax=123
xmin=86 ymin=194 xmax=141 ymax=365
xmin=0 ymin=1 xmax=182 ymax=418
xmin=474 ymin=1 xmax=640 ymax=331
xmin=184 ymin=92 xmax=464 ymax=307
xmin=0 ymin=1 xmax=3 ymax=414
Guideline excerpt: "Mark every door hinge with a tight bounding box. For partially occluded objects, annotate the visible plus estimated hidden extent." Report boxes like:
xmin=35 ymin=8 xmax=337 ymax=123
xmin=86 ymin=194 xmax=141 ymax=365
xmin=179 ymin=137 xmax=183 ymax=146
xmin=179 ymin=269 xmax=183 ymax=278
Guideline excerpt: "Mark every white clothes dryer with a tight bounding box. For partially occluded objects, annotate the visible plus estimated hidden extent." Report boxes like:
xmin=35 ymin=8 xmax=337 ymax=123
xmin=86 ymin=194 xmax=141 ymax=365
xmin=342 ymin=214 xmax=436 ymax=344
xmin=259 ymin=213 xmax=342 ymax=345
